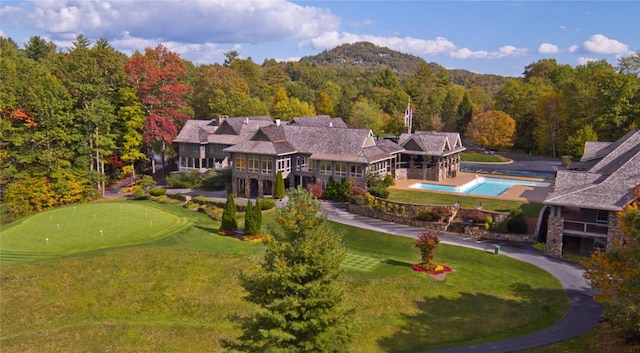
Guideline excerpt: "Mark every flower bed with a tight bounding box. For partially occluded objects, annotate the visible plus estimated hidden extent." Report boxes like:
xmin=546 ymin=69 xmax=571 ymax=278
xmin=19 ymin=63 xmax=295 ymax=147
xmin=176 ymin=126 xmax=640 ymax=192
xmin=412 ymin=263 xmax=454 ymax=275
xmin=243 ymin=234 xmax=266 ymax=243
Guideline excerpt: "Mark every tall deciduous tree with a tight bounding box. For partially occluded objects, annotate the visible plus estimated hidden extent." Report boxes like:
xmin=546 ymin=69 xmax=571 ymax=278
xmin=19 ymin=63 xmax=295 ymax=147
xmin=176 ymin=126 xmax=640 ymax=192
xmin=465 ymin=110 xmax=516 ymax=149
xmin=227 ymin=186 xmax=353 ymax=352
xmin=349 ymin=97 xmax=383 ymax=135
xmin=565 ymin=125 xmax=598 ymax=161
xmin=124 ymin=44 xmax=193 ymax=172
xmin=192 ymin=64 xmax=251 ymax=118
xmin=534 ymin=92 xmax=567 ymax=158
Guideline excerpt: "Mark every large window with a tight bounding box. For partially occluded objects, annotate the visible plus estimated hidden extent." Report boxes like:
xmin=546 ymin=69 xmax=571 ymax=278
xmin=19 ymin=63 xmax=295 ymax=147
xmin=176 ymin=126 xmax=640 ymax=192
xmin=235 ymin=154 xmax=246 ymax=171
xmin=192 ymin=144 xmax=200 ymax=152
xmin=335 ymin=162 xmax=347 ymax=177
xmin=261 ymin=157 xmax=273 ymax=174
xmin=350 ymin=164 xmax=363 ymax=178
xmin=277 ymin=157 xmax=291 ymax=172
xmin=211 ymin=145 xmax=224 ymax=154
xmin=319 ymin=161 xmax=332 ymax=175
xmin=248 ymin=155 xmax=259 ymax=173
xmin=296 ymin=156 xmax=309 ymax=171
xmin=371 ymin=160 xmax=388 ymax=175
xmin=179 ymin=144 xmax=185 ymax=152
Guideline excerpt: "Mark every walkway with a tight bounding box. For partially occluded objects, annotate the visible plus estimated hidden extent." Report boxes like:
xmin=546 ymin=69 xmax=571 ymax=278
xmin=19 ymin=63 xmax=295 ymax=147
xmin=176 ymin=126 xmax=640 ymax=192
xmin=320 ymin=201 xmax=602 ymax=353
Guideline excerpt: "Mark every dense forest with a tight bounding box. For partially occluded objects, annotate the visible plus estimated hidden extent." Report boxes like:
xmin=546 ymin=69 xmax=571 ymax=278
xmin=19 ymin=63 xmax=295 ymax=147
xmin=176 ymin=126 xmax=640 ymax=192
xmin=1 ymin=35 xmax=639 ymax=223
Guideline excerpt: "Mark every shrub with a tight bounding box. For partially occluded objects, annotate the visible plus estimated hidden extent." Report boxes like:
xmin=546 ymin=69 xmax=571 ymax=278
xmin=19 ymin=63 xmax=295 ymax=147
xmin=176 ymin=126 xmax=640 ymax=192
xmin=506 ymin=210 xmax=528 ymax=234
xmin=165 ymin=173 xmax=194 ymax=189
xmin=149 ymin=188 xmax=167 ymax=197
xmin=533 ymin=242 xmax=547 ymax=252
xmin=350 ymin=185 xmax=367 ymax=196
xmin=431 ymin=206 xmax=453 ymax=222
xmin=220 ymin=192 xmax=238 ymax=233
xmin=416 ymin=207 xmax=434 ymax=221
xmin=415 ymin=231 xmax=440 ymax=269
xmin=465 ymin=209 xmax=487 ymax=223
xmin=130 ymin=188 xmax=150 ymax=200
xmin=382 ymin=173 xmax=395 ymax=187
xmin=368 ymin=185 xmax=389 ymax=199
xmin=260 ymin=198 xmax=276 ymax=210
xmin=306 ymin=183 xmax=323 ymax=198
xmin=200 ymin=170 xmax=231 ymax=191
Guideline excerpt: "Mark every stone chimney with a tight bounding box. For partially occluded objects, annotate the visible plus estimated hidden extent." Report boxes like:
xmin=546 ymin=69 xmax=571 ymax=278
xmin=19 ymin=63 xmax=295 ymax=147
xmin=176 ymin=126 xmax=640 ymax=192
xmin=275 ymin=119 xmax=281 ymax=126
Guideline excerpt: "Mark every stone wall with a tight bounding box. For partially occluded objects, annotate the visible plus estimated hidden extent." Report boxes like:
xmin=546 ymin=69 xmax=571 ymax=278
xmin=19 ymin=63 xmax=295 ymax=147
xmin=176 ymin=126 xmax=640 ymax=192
xmin=395 ymin=168 xmax=408 ymax=181
xmin=348 ymin=204 xmax=449 ymax=232
xmin=545 ymin=216 xmax=564 ymax=257
xmin=464 ymin=226 xmax=535 ymax=243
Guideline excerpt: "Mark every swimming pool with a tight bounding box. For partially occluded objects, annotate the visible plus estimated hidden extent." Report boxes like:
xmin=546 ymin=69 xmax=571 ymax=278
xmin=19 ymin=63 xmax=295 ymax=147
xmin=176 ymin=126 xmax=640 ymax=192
xmin=409 ymin=177 xmax=550 ymax=197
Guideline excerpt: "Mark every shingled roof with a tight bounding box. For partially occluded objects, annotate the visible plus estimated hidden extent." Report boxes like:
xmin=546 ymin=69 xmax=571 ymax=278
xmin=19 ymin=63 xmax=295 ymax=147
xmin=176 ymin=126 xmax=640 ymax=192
xmin=544 ymin=129 xmax=640 ymax=211
xmin=398 ymin=131 xmax=465 ymax=156
xmin=225 ymin=125 xmax=404 ymax=163
xmin=173 ymin=119 xmax=219 ymax=144
xmin=208 ymin=116 xmax=273 ymax=145
xmin=288 ymin=116 xmax=348 ymax=128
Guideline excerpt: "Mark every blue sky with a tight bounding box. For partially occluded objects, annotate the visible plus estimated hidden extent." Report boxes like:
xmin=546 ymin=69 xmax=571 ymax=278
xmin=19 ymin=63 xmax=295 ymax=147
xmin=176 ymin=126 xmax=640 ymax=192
xmin=1 ymin=0 xmax=638 ymax=76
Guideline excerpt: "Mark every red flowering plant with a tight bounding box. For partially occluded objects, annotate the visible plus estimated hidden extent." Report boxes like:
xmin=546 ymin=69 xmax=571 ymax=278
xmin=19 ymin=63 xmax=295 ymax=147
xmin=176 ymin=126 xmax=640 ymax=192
xmin=413 ymin=231 xmax=454 ymax=275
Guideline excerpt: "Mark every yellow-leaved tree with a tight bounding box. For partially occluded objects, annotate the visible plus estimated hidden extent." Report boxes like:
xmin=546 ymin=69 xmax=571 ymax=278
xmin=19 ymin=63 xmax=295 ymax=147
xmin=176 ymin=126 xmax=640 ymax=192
xmin=464 ymin=110 xmax=516 ymax=150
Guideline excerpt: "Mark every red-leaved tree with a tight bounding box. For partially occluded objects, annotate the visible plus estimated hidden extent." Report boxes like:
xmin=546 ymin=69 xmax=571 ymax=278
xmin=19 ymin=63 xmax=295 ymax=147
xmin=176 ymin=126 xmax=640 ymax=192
xmin=124 ymin=44 xmax=192 ymax=172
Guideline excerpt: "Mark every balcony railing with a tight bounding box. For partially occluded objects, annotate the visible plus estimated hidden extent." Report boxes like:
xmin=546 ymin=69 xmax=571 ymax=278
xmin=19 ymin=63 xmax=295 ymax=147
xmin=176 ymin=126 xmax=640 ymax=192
xmin=563 ymin=220 xmax=608 ymax=237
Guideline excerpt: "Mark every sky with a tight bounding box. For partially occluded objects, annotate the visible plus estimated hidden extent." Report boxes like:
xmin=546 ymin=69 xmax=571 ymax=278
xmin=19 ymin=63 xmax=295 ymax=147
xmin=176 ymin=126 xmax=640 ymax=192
xmin=1 ymin=0 xmax=638 ymax=77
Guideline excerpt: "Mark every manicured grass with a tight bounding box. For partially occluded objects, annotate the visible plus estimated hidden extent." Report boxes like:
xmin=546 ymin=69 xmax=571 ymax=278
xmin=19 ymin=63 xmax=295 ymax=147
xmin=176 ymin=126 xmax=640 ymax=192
xmin=0 ymin=201 xmax=567 ymax=353
xmin=0 ymin=202 xmax=190 ymax=266
xmin=388 ymin=188 xmax=544 ymax=217
xmin=460 ymin=151 xmax=511 ymax=163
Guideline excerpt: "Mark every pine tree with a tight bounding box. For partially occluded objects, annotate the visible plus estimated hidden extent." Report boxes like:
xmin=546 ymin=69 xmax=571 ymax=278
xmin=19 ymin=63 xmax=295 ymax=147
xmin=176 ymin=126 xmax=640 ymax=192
xmin=226 ymin=186 xmax=353 ymax=352
xmin=220 ymin=192 xmax=237 ymax=234
xmin=274 ymin=171 xmax=286 ymax=199
xmin=243 ymin=200 xmax=255 ymax=235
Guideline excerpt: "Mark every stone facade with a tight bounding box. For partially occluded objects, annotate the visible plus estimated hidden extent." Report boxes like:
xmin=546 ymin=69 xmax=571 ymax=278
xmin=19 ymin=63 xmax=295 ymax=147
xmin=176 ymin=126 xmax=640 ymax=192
xmin=546 ymin=215 xmax=564 ymax=257
xmin=606 ymin=211 xmax=624 ymax=248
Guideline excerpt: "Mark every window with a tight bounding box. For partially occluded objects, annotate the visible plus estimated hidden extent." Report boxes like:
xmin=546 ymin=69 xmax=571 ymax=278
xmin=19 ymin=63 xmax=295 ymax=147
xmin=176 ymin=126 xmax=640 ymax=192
xmin=596 ymin=210 xmax=609 ymax=225
xmin=192 ymin=144 xmax=200 ymax=152
xmin=277 ymin=157 xmax=291 ymax=172
xmin=179 ymin=144 xmax=185 ymax=152
xmin=335 ymin=162 xmax=347 ymax=177
xmin=248 ymin=155 xmax=259 ymax=173
xmin=211 ymin=145 xmax=224 ymax=154
xmin=235 ymin=154 xmax=246 ymax=171
xmin=319 ymin=161 xmax=332 ymax=175
xmin=350 ymin=165 xmax=363 ymax=178
xmin=261 ymin=157 xmax=273 ymax=174
xmin=296 ymin=156 xmax=309 ymax=171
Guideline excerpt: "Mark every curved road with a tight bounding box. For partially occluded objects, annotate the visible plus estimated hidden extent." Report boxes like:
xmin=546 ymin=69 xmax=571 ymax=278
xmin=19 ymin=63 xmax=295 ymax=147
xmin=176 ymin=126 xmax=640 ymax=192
xmin=320 ymin=201 xmax=602 ymax=353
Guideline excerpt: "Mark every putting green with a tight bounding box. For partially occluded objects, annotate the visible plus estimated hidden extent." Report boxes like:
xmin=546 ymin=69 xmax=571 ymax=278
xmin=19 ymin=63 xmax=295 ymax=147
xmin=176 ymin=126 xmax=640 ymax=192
xmin=1 ymin=202 xmax=189 ymax=264
xmin=343 ymin=252 xmax=380 ymax=271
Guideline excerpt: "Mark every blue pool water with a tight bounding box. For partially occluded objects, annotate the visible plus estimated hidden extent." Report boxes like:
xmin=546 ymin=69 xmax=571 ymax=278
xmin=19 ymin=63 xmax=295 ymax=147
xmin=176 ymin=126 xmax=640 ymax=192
xmin=409 ymin=177 xmax=550 ymax=197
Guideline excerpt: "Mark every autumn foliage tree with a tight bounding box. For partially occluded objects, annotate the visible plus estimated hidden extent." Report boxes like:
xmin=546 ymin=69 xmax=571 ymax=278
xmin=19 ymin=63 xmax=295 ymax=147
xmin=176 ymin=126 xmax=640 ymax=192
xmin=124 ymin=44 xmax=192 ymax=170
xmin=415 ymin=232 xmax=441 ymax=271
xmin=465 ymin=110 xmax=516 ymax=150
xmin=583 ymin=186 xmax=640 ymax=347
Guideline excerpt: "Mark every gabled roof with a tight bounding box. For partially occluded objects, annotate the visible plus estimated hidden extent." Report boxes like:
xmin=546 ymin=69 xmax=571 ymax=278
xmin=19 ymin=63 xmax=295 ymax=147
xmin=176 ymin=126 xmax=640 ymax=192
xmin=544 ymin=129 xmax=640 ymax=211
xmin=209 ymin=116 xmax=273 ymax=145
xmin=174 ymin=119 xmax=219 ymax=144
xmin=225 ymin=125 xmax=404 ymax=163
xmin=398 ymin=131 xmax=465 ymax=156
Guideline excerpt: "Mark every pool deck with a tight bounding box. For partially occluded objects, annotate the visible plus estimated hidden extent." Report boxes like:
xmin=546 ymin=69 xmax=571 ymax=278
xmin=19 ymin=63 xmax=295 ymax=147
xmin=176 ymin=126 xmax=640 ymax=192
xmin=392 ymin=172 xmax=554 ymax=203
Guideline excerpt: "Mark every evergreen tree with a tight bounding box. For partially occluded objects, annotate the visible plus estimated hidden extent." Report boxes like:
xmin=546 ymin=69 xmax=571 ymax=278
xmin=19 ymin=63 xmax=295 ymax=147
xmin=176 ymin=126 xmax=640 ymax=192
xmin=220 ymin=192 xmax=237 ymax=233
xmin=254 ymin=198 xmax=263 ymax=234
xmin=244 ymin=199 xmax=255 ymax=235
xmin=456 ymin=92 xmax=473 ymax=133
xmin=274 ymin=171 xmax=286 ymax=199
xmin=226 ymin=186 xmax=353 ymax=352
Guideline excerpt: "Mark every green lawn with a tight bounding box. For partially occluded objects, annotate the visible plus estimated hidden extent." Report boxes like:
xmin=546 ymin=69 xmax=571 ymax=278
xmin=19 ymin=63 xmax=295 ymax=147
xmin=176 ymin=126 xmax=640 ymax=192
xmin=460 ymin=151 xmax=511 ymax=163
xmin=388 ymin=188 xmax=544 ymax=218
xmin=0 ymin=201 xmax=567 ymax=353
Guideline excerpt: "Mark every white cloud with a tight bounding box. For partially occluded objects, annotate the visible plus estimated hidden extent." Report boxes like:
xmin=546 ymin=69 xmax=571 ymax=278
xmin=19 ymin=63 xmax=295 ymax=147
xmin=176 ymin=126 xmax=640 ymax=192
xmin=577 ymin=57 xmax=598 ymax=66
xmin=568 ymin=45 xmax=579 ymax=53
xmin=9 ymin=0 xmax=341 ymax=44
xmin=538 ymin=43 xmax=558 ymax=54
xmin=583 ymin=34 xmax=629 ymax=55
xmin=450 ymin=45 xmax=527 ymax=59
